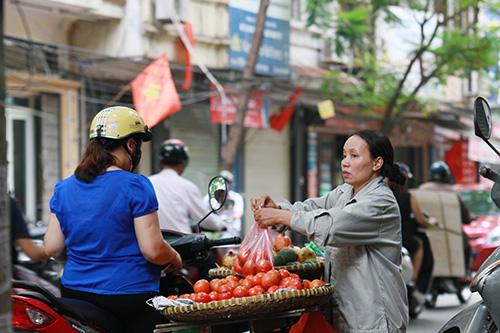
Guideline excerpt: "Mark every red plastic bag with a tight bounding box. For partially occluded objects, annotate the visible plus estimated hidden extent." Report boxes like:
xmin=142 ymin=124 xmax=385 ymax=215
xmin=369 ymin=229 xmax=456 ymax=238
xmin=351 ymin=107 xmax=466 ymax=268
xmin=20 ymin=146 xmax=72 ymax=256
xmin=235 ymin=222 xmax=276 ymax=276
xmin=289 ymin=311 xmax=337 ymax=333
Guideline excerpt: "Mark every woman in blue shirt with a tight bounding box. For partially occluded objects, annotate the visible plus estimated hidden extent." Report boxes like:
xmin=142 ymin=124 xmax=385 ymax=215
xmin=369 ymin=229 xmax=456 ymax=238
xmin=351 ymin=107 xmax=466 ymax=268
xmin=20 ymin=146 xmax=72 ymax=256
xmin=44 ymin=106 xmax=182 ymax=333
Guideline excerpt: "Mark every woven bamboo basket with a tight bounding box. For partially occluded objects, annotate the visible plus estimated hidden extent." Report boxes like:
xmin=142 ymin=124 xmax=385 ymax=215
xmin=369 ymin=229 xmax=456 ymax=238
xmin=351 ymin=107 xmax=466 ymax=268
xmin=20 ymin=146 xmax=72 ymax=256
xmin=161 ymin=285 xmax=334 ymax=322
xmin=208 ymin=259 xmax=324 ymax=280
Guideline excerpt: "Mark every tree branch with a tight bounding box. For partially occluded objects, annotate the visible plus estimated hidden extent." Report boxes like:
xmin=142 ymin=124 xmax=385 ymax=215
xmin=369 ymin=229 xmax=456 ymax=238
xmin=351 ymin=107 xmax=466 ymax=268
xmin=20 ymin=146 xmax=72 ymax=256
xmin=380 ymin=3 xmax=469 ymax=133
xmin=221 ymin=0 xmax=270 ymax=170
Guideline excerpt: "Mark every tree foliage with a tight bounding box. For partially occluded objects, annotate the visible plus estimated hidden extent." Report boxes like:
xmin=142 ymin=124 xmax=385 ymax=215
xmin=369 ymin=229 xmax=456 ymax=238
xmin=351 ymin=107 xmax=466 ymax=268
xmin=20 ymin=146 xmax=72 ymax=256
xmin=307 ymin=0 xmax=499 ymax=133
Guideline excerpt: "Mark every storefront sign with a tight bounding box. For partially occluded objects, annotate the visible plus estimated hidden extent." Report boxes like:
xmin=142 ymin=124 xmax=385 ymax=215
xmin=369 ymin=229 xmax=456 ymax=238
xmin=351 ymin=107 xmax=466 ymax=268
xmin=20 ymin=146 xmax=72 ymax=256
xmin=228 ymin=6 xmax=290 ymax=77
xmin=445 ymin=139 xmax=477 ymax=185
xmin=209 ymin=87 xmax=269 ymax=128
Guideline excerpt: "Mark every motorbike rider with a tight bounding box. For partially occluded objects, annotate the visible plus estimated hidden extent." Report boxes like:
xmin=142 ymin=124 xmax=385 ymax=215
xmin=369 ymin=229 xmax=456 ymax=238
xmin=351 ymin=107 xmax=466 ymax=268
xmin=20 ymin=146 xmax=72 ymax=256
xmin=10 ymin=195 xmax=47 ymax=265
xmin=44 ymin=106 xmax=182 ymax=333
xmin=252 ymin=130 xmax=409 ymax=332
xmin=10 ymin=195 xmax=60 ymax=295
xmin=419 ymin=161 xmax=471 ymax=224
xmin=419 ymin=160 xmax=472 ymax=272
xmin=390 ymin=163 xmax=437 ymax=288
xmin=149 ymin=139 xmax=227 ymax=233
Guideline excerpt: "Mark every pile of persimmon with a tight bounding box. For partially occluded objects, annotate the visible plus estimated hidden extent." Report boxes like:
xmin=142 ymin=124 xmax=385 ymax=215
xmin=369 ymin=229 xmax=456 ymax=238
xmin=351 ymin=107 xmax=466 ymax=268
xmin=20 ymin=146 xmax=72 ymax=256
xmin=231 ymin=247 xmax=274 ymax=276
xmin=166 ymin=270 xmax=326 ymax=303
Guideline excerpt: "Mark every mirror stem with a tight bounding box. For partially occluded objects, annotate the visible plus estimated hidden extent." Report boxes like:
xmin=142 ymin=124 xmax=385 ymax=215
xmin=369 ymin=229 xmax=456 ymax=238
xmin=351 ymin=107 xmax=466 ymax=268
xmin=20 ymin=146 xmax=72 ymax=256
xmin=482 ymin=138 xmax=500 ymax=158
xmin=196 ymin=210 xmax=214 ymax=233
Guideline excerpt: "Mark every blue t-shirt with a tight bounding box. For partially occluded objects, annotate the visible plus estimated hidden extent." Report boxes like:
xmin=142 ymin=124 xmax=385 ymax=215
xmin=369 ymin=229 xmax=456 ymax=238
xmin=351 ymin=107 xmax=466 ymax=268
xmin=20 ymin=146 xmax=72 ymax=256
xmin=50 ymin=170 xmax=161 ymax=295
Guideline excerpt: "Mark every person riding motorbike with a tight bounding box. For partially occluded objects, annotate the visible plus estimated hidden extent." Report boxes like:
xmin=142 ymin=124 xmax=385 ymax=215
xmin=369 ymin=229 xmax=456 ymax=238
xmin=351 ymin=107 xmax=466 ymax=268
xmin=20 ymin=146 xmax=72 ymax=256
xmin=44 ymin=106 xmax=182 ymax=333
xmin=10 ymin=195 xmax=60 ymax=295
xmin=420 ymin=161 xmax=472 ymax=225
xmin=419 ymin=161 xmax=472 ymax=272
xmin=391 ymin=163 xmax=437 ymax=284
xmin=149 ymin=139 xmax=227 ymax=234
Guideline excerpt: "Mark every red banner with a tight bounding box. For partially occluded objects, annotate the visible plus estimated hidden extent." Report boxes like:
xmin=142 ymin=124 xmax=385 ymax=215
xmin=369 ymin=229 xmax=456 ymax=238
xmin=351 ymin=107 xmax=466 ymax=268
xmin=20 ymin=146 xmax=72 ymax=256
xmin=131 ymin=54 xmax=181 ymax=128
xmin=175 ymin=23 xmax=194 ymax=91
xmin=445 ymin=139 xmax=477 ymax=185
xmin=209 ymin=86 xmax=268 ymax=128
xmin=269 ymin=88 xmax=303 ymax=132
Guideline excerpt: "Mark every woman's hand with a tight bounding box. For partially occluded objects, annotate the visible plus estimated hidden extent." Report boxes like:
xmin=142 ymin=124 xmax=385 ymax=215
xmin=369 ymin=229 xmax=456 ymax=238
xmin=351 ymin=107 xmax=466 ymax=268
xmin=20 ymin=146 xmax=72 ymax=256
xmin=250 ymin=195 xmax=278 ymax=213
xmin=163 ymin=251 xmax=182 ymax=273
xmin=253 ymin=208 xmax=292 ymax=228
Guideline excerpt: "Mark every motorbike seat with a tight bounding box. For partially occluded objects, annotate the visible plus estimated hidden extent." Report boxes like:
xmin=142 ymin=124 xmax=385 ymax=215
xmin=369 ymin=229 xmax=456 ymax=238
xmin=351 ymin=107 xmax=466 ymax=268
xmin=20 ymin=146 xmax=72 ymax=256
xmin=57 ymin=298 xmax=123 ymax=333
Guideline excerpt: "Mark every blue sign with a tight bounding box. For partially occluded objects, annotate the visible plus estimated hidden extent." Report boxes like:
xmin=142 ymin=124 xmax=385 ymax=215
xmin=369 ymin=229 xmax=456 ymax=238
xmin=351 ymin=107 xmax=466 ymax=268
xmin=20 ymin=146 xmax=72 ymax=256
xmin=229 ymin=6 xmax=290 ymax=77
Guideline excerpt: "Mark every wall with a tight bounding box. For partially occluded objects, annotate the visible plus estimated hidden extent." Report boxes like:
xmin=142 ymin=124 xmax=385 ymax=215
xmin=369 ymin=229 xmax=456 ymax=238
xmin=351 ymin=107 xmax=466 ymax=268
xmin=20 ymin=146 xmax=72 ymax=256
xmin=244 ymin=127 xmax=290 ymax=232
xmin=72 ymin=0 xmax=230 ymax=67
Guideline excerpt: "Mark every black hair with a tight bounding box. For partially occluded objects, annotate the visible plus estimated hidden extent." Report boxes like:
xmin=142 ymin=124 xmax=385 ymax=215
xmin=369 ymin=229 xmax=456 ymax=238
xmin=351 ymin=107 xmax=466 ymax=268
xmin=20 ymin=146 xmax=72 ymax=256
xmin=75 ymin=136 xmax=141 ymax=182
xmin=353 ymin=129 xmax=406 ymax=186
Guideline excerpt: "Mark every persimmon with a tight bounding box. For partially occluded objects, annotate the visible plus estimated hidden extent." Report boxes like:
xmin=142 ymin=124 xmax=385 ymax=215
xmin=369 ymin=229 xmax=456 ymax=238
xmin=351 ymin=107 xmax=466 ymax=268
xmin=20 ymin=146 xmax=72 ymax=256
xmin=193 ymin=279 xmax=210 ymax=293
xmin=256 ymin=259 xmax=272 ymax=273
xmin=233 ymin=285 xmax=250 ymax=297
xmin=310 ymin=279 xmax=326 ymax=288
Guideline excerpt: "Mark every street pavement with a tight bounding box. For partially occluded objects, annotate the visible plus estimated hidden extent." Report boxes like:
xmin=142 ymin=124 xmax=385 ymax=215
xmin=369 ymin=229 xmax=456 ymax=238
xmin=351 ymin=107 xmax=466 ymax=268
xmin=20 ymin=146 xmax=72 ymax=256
xmin=408 ymin=291 xmax=482 ymax=332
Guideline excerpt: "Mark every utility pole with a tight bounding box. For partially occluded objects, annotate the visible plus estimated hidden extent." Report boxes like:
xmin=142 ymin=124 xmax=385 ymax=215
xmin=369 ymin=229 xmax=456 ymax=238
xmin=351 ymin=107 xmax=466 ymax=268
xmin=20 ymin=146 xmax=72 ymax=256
xmin=0 ymin=0 xmax=12 ymax=331
xmin=221 ymin=0 xmax=270 ymax=170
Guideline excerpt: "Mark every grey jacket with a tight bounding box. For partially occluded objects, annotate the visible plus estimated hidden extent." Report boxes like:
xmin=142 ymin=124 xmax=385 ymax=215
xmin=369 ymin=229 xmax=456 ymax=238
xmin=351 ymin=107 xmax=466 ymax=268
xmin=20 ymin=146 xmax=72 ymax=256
xmin=280 ymin=176 xmax=408 ymax=332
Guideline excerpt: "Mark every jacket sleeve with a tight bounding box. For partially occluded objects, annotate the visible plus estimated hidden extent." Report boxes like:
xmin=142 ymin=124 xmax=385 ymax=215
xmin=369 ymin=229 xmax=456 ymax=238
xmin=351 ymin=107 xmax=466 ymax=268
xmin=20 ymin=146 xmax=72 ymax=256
xmin=186 ymin=183 xmax=226 ymax=231
xmin=290 ymin=191 xmax=401 ymax=247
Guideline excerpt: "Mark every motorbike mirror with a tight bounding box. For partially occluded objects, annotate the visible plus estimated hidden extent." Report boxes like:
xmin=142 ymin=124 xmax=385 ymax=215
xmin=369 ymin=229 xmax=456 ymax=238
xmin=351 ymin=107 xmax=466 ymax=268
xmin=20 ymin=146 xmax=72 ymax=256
xmin=474 ymin=96 xmax=493 ymax=140
xmin=207 ymin=176 xmax=228 ymax=212
xmin=195 ymin=176 xmax=228 ymax=233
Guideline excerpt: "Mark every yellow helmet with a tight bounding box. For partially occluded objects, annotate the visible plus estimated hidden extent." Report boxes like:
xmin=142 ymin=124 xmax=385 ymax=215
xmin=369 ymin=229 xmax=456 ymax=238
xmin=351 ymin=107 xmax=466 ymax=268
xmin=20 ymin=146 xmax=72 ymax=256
xmin=89 ymin=106 xmax=152 ymax=141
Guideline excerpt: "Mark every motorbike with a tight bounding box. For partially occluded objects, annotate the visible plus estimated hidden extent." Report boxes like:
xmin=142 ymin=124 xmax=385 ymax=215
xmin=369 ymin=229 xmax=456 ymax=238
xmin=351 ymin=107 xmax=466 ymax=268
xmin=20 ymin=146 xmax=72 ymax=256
xmin=410 ymin=192 xmax=473 ymax=308
xmin=439 ymin=96 xmax=500 ymax=333
xmin=11 ymin=175 xmax=241 ymax=333
xmin=402 ymin=247 xmax=428 ymax=319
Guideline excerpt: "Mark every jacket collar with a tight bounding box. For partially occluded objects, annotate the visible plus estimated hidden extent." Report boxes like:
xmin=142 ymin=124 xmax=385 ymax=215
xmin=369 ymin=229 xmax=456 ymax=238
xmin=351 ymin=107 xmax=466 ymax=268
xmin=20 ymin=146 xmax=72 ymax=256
xmin=338 ymin=176 xmax=385 ymax=201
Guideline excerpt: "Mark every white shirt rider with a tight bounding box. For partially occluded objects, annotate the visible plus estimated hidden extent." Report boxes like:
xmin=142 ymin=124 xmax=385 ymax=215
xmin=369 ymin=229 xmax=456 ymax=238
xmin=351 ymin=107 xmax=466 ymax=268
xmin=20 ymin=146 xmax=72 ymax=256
xmin=149 ymin=160 xmax=226 ymax=234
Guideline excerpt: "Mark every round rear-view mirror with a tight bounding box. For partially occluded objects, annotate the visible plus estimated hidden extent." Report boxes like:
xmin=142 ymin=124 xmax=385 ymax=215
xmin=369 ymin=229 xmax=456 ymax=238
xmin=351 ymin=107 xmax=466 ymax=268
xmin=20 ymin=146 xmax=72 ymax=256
xmin=474 ymin=96 xmax=492 ymax=140
xmin=208 ymin=176 xmax=227 ymax=212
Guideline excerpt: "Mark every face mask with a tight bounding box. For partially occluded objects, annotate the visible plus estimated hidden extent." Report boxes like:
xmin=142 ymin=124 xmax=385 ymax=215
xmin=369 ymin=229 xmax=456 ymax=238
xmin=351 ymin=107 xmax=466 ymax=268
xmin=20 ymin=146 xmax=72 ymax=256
xmin=124 ymin=138 xmax=142 ymax=172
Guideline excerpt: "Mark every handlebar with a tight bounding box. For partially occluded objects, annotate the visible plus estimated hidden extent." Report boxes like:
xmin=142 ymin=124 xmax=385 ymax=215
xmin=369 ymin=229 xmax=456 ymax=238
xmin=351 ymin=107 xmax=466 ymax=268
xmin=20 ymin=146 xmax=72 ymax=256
xmin=208 ymin=237 xmax=241 ymax=248
xmin=479 ymin=166 xmax=500 ymax=183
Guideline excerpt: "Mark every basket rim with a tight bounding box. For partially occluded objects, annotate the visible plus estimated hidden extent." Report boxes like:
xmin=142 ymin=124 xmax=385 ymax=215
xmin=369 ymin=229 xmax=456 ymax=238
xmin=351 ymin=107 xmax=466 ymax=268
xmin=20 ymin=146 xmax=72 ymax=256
xmin=209 ymin=259 xmax=324 ymax=276
xmin=163 ymin=284 xmax=334 ymax=316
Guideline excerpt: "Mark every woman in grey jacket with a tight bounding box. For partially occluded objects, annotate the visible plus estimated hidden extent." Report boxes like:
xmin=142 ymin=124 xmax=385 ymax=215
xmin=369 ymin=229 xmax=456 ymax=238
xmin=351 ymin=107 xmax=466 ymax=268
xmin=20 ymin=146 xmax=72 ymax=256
xmin=252 ymin=130 xmax=409 ymax=333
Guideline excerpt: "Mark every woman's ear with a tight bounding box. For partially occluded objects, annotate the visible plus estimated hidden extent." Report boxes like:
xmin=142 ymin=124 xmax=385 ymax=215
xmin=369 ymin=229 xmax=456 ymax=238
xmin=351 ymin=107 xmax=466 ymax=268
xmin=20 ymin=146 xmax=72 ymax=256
xmin=373 ymin=157 xmax=384 ymax=172
xmin=126 ymin=138 xmax=136 ymax=152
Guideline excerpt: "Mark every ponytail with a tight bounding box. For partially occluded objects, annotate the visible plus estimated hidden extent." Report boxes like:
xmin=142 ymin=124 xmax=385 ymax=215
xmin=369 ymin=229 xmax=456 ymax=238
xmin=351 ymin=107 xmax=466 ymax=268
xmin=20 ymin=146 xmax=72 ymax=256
xmin=75 ymin=138 xmax=123 ymax=182
xmin=384 ymin=163 xmax=406 ymax=186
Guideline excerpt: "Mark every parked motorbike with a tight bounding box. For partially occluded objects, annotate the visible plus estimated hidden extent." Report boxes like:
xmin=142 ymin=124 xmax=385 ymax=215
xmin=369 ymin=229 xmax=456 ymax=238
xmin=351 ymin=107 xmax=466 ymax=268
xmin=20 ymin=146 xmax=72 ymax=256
xmin=402 ymin=247 xmax=428 ymax=319
xmin=11 ymin=175 xmax=241 ymax=333
xmin=439 ymin=96 xmax=500 ymax=333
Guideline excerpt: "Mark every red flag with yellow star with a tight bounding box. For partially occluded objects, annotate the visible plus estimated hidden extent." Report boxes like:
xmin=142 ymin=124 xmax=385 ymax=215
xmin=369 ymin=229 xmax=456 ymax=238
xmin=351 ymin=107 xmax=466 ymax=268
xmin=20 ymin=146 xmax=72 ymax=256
xmin=131 ymin=54 xmax=181 ymax=128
